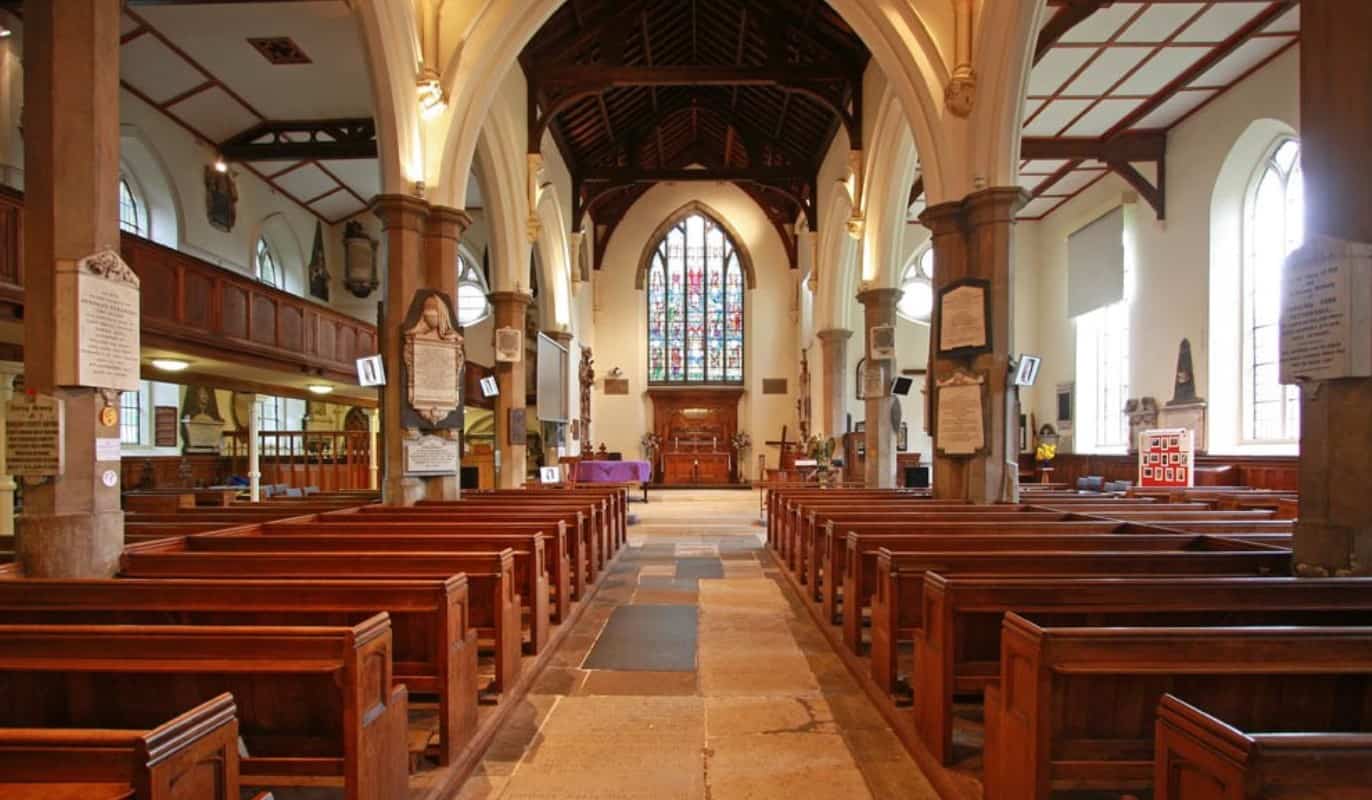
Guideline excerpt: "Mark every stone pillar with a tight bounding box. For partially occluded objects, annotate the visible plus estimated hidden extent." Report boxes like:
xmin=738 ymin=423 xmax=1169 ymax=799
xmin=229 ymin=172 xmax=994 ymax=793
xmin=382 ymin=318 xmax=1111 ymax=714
xmin=420 ymin=206 xmax=471 ymax=502
xmin=857 ymin=289 xmax=901 ymax=488
xmin=1292 ymin=1 xmax=1372 ymax=576
xmin=245 ymin=393 xmax=260 ymax=502
xmin=921 ymin=188 xmax=1025 ymax=504
xmin=374 ymin=194 xmax=429 ymax=506
xmin=491 ymin=291 xmax=532 ymax=488
xmin=815 ymin=329 xmax=852 ymax=441
xmin=367 ymin=408 xmax=380 ymax=491
xmin=16 ymin=0 xmax=125 ymax=577
xmin=0 ymin=362 xmax=20 ymax=534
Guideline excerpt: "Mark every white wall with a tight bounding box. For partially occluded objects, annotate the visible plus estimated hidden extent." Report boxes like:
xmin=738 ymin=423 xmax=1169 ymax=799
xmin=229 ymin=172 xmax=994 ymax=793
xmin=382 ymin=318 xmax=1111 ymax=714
xmin=590 ymin=181 xmax=799 ymax=478
xmin=1022 ymin=46 xmax=1300 ymax=455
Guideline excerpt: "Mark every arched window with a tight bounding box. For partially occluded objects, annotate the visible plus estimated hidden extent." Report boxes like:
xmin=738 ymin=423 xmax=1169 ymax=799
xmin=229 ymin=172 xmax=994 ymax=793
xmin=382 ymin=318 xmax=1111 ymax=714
xmin=455 ymin=253 xmax=491 ymax=326
xmin=897 ymin=246 xmax=934 ymax=322
xmin=646 ymin=213 xmax=745 ymax=384
xmin=1243 ymin=139 xmax=1302 ymax=442
xmin=118 ymin=177 xmax=144 ymax=236
xmin=256 ymin=236 xmax=283 ymax=290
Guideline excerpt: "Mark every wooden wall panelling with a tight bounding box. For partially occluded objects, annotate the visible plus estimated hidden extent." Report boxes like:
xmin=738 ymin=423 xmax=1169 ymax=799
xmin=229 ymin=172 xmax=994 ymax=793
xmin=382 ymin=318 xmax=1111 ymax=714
xmin=1021 ymin=453 xmax=1299 ymax=491
xmin=0 ymin=186 xmax=21 ymax=290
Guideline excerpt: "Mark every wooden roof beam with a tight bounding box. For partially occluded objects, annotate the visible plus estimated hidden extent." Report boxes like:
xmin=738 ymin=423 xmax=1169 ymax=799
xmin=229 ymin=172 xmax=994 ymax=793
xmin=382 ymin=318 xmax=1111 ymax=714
xmin=219 ymin=118 xmax=376 ymax=161
xmin=1036 ymin=1 xmax=1114 ymax=64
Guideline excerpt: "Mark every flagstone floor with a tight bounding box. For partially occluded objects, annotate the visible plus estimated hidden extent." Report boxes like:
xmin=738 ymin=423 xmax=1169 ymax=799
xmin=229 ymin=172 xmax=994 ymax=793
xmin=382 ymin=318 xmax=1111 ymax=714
xmin=454 ymin=489 xmax=939 ymax=800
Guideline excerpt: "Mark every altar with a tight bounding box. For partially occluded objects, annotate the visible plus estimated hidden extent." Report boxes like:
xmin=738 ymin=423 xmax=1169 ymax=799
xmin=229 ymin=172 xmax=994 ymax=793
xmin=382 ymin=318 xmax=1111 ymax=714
xmin=648 ymin=387 xmax=743 ymax=485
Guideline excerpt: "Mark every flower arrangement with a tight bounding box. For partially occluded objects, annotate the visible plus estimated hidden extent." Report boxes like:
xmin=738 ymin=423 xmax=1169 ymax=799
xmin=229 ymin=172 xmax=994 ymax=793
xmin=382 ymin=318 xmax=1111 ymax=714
xmin=640 ymin=432 xmax=662 ymax=454
xmin=1035 ymin=442 xmax=1057 ymax=463
xmin=731 ymin=431 xmax=752 ymax=452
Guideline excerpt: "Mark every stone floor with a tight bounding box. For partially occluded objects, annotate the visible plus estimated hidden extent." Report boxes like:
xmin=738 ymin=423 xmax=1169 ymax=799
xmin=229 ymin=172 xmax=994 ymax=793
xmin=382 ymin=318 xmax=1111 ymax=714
xmin=454 ymin=489 xmax=939 ymax=800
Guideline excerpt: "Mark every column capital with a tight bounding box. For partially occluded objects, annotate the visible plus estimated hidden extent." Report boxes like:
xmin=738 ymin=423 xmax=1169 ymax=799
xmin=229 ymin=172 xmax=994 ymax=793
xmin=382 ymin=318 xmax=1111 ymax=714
xmin=489 ymin=290 xmax=534 ymax=310
xmin=427 ymin=206 xmax=473 ymax=240
xmin=856 ymin=287 xmax=903 ymax=311
xmin=918 ymin=199 xmax=965 ymax=234
xmin=965 ymin=186 xmax=1030 ymax=227
xmin=816 ymin=328 xmax=854 ymax=344
xmin=373 ymin=194 xmax=430 ymax=232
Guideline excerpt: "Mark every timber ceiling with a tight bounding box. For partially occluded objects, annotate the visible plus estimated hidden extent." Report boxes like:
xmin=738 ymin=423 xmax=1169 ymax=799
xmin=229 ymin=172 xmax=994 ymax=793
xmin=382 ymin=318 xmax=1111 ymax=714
xmin=1019 ymin=0 xmax=1300 ymax=220
xmin=522 ymin=0 xmax=870 ymax=268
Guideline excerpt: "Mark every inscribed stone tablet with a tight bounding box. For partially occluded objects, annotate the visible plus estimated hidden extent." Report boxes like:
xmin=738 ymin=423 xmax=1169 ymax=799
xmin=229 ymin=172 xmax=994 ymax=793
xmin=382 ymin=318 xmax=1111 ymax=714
xmin=7 ymin=394 xmax=64 ymax=477
xmin=1280 ymin=238 xmax=1372 ymax=383
xmin=937 ymin=383 xmax=984 ymax=455
xmin=59 ymin=251 xmax=141 ymax=391
xmin=940 ymin=284 xmax=987 ymax=353
xmin=405 ymin=434 xmax=459 ymax=476
xmin=411 ymin=338 xmax=460 ymax=412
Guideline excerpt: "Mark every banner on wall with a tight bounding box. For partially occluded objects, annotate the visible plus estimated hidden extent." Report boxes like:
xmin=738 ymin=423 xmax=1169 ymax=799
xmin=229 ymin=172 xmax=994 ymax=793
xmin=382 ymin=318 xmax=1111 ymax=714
xmin=1138 ymin=428 xmax=1194 ymax=488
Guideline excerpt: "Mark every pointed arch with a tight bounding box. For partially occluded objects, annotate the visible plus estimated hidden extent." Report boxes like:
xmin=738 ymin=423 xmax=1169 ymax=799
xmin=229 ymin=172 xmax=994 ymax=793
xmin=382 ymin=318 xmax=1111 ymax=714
xmin=633 ymin=201 xmax=757 ymax=291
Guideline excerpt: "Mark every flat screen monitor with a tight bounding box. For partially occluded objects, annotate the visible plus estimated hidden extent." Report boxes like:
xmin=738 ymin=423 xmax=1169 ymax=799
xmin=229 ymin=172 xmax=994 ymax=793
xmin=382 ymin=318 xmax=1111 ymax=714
xmin=1013 ymin=355 xmax=1041 ymax=387
xmin=891 ymin=376 xmax=914 ymax=396
xmin=479 ymin=376 xmax=499 ymax=398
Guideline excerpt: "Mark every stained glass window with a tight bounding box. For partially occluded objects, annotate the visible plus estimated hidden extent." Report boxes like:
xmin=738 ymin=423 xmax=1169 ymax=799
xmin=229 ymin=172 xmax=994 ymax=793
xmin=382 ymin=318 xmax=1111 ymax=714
xmin=647 ymin=213 xmax=745 ymax=384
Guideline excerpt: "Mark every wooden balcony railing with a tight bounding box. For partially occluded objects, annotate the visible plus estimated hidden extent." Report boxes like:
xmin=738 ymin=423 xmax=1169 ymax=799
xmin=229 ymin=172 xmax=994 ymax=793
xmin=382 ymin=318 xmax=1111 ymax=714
xmin=222 ymin=429 xmax=374 ymax=492
xmin=0 ymin=185 xmax=377 ymax=383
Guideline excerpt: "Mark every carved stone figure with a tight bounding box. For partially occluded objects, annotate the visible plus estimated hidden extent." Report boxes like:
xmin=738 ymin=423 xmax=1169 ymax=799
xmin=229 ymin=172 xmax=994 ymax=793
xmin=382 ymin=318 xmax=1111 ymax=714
xmin=578 ymin=347 xmax=594 ymax=445
xmin=203 ymin=165 xmax=237 ymax=233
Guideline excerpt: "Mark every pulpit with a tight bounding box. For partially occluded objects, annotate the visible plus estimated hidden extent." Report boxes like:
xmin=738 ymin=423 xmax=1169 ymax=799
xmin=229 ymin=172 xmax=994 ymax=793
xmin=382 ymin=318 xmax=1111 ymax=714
xmin=648 ymin=387 xmax=743 ymax=485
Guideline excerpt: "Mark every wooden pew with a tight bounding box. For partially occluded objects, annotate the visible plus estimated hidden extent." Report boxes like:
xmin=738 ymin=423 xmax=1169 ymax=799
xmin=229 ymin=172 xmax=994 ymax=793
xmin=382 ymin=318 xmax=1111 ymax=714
xmin=119 ymin=547 xmax=523 ymax=695
xmin=842 ymin=532 xmax=1285 ymax=652
xmin=455 ymin=487 xmax=628 ymax=550
xmin=189 ymin=525 xmax=555 ymax=652
xmin=328 ymin=506 xmax=594 ymax=604
xmin=767 ymin=490 xmax=937 ymax=556
xmin=417 ymin=495 xmax=618 ymax=570
xmin=904 ymin=574 xmax=1372 ymax=765
xmin=819 ymin=520 xmax=1130 ymax=626
xmin=0 ymin=694 xmax=243 ymax=800
xmin=0 ymin=577 xmax=478 ymax=766
xmin=1154 ymin=694 xmax=1372 ymax=800
xmin=985 ymin=614 xmax=1372 ymax=800
xmin=0 ymin=615 xmax=409 ymax=800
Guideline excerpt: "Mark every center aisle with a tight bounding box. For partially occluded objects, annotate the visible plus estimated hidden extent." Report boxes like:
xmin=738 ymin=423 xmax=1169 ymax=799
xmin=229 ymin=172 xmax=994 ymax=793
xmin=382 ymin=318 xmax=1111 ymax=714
xmin=456 ymin=489 xmax=938 ymax=799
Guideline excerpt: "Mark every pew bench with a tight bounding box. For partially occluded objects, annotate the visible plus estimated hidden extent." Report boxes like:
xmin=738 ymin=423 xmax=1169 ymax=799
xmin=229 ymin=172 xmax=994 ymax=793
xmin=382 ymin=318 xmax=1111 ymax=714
xmin=0 ymin=576 xmax=479 ymax=766
xmin=901 ymin=574 xmax=1372 ymax=765
xmin=0 ymin=694 xmax=243 ymax=800
xmin=1155 ymin=694 xmax=1372 ymax=800
xmin=119 ymin=546 xmax=523 ymax=695
xmin=0 ymin=615 xmax=409 ymax=800
xmin=984 ymin=613 xmax=1372 ymax=800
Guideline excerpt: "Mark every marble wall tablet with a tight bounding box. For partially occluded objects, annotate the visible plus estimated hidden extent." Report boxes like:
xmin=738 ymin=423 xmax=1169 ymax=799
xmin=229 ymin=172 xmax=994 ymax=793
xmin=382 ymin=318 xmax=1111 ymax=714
xmin=401 ymin=290 xmax=465 ymax=429
xmin=936 ymin=372 xmax=986 ymax=456
xmin=405 ymin=433 xmax=459 ymax=476
xmin=56 ymin=249 xmax=141 ymax=391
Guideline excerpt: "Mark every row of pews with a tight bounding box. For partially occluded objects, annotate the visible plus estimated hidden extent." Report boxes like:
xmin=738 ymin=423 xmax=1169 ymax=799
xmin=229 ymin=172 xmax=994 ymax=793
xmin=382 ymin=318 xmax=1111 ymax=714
xmin=763 ymin=484 xmax=1372 ymax=800
xmin=0 ymin=486 xmax=629 ymax=800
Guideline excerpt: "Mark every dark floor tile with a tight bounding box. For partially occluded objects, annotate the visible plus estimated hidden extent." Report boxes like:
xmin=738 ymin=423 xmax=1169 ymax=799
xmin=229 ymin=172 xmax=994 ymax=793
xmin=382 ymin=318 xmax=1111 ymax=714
xmin=675 ymin=558 xmax=725 ymax=580
xmin=582 ymin=604 xmax=698 ymax=671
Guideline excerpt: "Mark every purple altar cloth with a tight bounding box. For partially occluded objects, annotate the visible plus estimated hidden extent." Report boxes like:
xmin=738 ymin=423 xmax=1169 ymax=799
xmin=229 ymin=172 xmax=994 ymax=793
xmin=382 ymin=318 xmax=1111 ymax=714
xmin=575 ymin=460 xmax=652 ymax=483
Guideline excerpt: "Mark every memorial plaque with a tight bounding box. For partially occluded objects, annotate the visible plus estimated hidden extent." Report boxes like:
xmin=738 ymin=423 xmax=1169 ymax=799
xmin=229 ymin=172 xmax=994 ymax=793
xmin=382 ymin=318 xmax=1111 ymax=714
xmin=935 ymin=372 xmax=985 ymax=456
xmin=939 ymin=280 xmax=990 ymax=355
xmin=7 ymin=393 xmax=64 ymax=477
xmin=1280 ymin=237 xmax=1372 ymax=383
xmin=154 ymin=406 xmax=178 ymax=447
xmin=405 ymin=434 xmax=459 ymax=476
xmin=56 ymin=250 xmax=141 ymax=391
xmin=604 ymin=378 xmax=630 ymax=396
xmin=508 ymin=408 xmax=527 ymax=446
xmin=862 ymin=362 xmax=886 ymax=399
xmin=95 ymin=437 xmax=122 ymax=462
xmin=403 ymin=292 xmax=465 ymax=426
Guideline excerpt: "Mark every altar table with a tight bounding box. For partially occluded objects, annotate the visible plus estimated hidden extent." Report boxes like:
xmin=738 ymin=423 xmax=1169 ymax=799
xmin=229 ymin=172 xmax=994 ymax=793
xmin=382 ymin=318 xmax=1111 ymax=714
xmin=575 ymin=460 xmax=652 ymax=484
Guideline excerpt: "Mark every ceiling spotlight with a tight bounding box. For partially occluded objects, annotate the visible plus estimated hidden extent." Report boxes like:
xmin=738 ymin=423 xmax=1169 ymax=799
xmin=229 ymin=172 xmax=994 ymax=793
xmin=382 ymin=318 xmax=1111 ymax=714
xmin=151 ymin=358 xmax=190 ymax=372
xmin=307 ymin=384 xmax=334 ymax=396
xmin=213 ymin=157 xmax=228 ymax=174
xmin=418 ymin=78 xmax=447 ymax=120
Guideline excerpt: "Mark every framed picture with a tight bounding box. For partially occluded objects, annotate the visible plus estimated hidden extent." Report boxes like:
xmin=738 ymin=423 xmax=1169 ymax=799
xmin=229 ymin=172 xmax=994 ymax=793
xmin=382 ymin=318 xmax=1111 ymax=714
xmin=854 ymin=421 xmax=866 ymax=434
xmin=897 ymin=422 xmax=909 ymax=451
xmin=508 ymin=408 xmax=527 ymax=445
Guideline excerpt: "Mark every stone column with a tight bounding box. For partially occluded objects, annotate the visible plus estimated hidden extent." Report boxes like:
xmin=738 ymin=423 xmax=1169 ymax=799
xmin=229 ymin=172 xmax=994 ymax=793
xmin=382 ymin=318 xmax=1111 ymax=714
xmin=0 ymin=362 xmax=20 ymax=534
xmin=374 ymin=194 xmax=429 ymax=506
xmin=367 ymin=408 xmax=380 ymax=491
xmin=815 ymin=329 xmax=852 ymax=440
xmin=1292 ymin=1 xmax=1372 ymax=576
xmin=857 ymin=289 xmax=901 ymax=488
xmin=419 ymin=206 xmax=471 ymax=502
xmin=17 ymin=0 xmax=125 ymax=577
xmin=491 ymin=291 xmax=532 ymax=488
xmin=244 ymin=393 xmax=260 ymax=502
xmin=921 ymin=187 xmax=1025 ymax=503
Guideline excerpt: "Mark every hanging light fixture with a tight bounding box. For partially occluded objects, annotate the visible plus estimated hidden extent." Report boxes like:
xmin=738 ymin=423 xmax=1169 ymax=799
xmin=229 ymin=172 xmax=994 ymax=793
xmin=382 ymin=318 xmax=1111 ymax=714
xmin=151 ymin=358 xmax=191 ymax=372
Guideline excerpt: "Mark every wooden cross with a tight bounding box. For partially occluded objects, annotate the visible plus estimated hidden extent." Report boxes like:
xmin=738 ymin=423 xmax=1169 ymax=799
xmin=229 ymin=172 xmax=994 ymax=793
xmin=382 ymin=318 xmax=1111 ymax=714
xmin=765 ymin=426 xmax=800 ymax=470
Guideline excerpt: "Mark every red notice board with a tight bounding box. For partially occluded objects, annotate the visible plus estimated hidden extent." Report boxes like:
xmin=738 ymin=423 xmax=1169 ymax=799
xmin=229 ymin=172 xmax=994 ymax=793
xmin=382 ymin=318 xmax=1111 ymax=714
xmin=1138 ymin=428 xmax=1194 ymax=488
